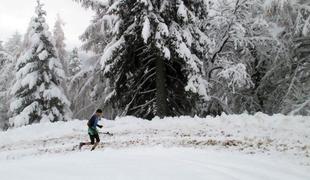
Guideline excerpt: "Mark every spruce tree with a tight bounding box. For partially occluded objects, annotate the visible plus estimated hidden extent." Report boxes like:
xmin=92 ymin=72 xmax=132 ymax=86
xmin=0 ymin=44 xmax=14 ymax=130
xmin=4 ymin=31 xmax=22 ymax=57
xmin=68 ymin=47 xmax=81 ymax=76
xmin=10 ymin=0 xmax=71 ymax=127
xmin=76 ymin=0 xmax=209 ymax=119
xmin=53 ymin=14 xmax=68 ymax=74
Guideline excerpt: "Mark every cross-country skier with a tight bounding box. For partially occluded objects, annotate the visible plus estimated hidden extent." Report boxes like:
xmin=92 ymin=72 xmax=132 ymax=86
xmin=79 ymin=109 xmax=103 ymax=151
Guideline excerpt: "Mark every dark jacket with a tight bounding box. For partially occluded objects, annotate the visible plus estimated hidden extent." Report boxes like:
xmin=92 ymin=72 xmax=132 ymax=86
xmin=87 ymin=114 xmax=102 ymax=135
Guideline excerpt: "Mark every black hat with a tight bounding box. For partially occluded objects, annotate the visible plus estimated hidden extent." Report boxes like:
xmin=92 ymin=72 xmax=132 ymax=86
xmin=96 ymin=109 xmax=103 ymax=113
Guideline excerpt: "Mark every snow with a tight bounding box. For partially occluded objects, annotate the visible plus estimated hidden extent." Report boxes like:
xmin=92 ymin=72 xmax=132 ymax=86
xmin=154 ymin=22 xmax=170 ymax=59
xmin=183 ymin=28 xmax=193 ymax=46
xmin=9 ymin=101 xmax=39 ymax=127
xmin=16 ymin=62 xmax=36 ymax=79
xmin=302 ymin=16 xmax=310 ymax=36
xmin=100 ymin=36 xmax=125 ymax=74
xmin=29 ymin=33 xmax=40 ymax=47
xmin=162 ymin=46 xmax=171 ymax=59
xmin=104 ymin=89 xmax=116 ymax=103
xmin=178 ymin=42 xmax=192 ymax=62
xmin=1 ymin=147 xmax=310 ymax=180
xmin=106 ymin=1 xmax=120 ymax=14
xmin=268 ymin=22 xmax=285 ymax=39
xmin=49 ymin=57 xmax=65 ymax=79
xmin=11 ymin=71 xmax=39 ymax=95
xmin=43 ymin=84 xmax=70 ymax=105
xmin=21 ymin=71 xmax=39 ymax=89
xmin=177 ymin=1 xmax=188 ymax=22
xmin=1 ymin=114 xmax=310 ymax=160
xmin=9 ymin=0 xmax=71 ymax=127
xmin=0 ymin=114 xmax=310 ymax=179
xmin=218 ymin=63 xmax=253 ymax=92
xmin=156 ymin=22 xmax=169 ymax=37
xmin=139 ymin=0 xmax=148 ymax=6
xmin=112 ymin=18 xmax=122 ymax=34
xmin=142 ymin=16 xmax=151 ymax=43
xmin=185 ymin=74 xmax=210 ymax=100
xmin=159 ymin=0 xmax=169 ymax=12
xmin=263 ymin=0 xmax=291 ymax=10
xmin=38 ymin=50 xmax=49 ymax=60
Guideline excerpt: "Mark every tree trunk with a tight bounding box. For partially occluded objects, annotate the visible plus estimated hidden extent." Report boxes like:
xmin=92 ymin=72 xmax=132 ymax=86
xmin=155 ymin=56 xmax=168 ymax=118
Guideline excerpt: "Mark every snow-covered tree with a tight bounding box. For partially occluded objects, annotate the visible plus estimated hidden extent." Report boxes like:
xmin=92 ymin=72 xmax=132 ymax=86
xmin=68 ymin=47 xmax=81 ymax=76
xmin=0 ymin=41 xmax=4 ymax=50
xmin=260 ymin=0 xmax=310 ymax=115
xmin=4 ymin=31 xmax=22 ymax=57
xmin=53 ymin=14 xmax=70 ymax=99
xmin=283 ymin=36 xmax=310 ymax=115
xmin=0 ymin=45 xmax=14 ymax=130
xmin=53 ymin=14 xmax=68 ymax=74
xmin=75 ymin=0 xmax=209 ymax=118
xmin=199 ymin=0 xmax=275 ymax=115
xmin=75 ymin=0 xmax=112 ymax=54
xmin=73 ymin=0 xmax=309 ymax=117
xmin=194 ymin=0 xmax=310 ymax=116
xmin=287 ymin=1 xmax=310 ymax=115
xmin=68 ymin=60 xmax=113 ymax=119
xmin=70 ymin=0 xmax=115 ymax=119
xmin=9 ymin=1 xmax=71 ymax=127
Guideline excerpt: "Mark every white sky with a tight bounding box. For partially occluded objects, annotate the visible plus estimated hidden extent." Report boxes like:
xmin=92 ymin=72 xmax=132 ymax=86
xmin=0 ymin=0 xmax=94 ymax=50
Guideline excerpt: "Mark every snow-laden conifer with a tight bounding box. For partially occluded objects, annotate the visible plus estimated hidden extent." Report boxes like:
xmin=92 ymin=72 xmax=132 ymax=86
xmin=10 ymin=1 xmax=71 ymax=127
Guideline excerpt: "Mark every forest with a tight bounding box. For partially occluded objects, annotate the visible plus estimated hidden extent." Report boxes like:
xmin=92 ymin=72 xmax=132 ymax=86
xmin=0 ymin=0 xmax=309 ymax=129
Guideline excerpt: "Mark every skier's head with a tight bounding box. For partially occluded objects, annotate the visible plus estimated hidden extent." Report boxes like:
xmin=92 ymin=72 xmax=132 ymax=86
xmin=95 ymin=109 xmax=103 ymax=117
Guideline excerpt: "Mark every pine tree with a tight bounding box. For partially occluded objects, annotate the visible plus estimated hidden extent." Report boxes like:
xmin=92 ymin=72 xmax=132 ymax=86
xmin=53 ymin=14 xmax=68 ymax=74
xmin=4 ymin=31 xmax=22 ymax=57
xmin=9 ymin=0 xmax=71 ymax=127
xmin=68 ymin=47 xmax=81 ymax=76
xmin=75 ymin=0 xmax=209 ymax=119
xmin=0 ymin=43 xmax=14 ymax=130
xmin=53 ymin=14 xmax=70 ymax=99
xmin=70 ymin=0 xmax=115 ymax=119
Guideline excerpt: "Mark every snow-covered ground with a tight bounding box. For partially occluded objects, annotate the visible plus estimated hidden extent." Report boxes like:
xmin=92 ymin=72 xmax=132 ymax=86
xmin=0 ymin=113 xmax=309 ymax=179
xmin=1 ymin=147 xmax=310 ymax=180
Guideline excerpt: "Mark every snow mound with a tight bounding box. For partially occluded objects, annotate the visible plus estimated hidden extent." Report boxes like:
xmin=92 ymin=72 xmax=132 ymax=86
xmin=0 ymin=113 xmax=309 ymax=166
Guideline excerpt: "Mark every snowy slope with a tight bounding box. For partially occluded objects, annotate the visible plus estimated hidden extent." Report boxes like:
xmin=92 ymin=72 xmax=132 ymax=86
xmin=0 ymin=113 xmax=309 ymax=179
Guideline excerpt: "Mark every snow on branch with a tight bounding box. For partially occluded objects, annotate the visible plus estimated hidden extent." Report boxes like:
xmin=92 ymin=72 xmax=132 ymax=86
xmin=218 ymin=63 xmax=253 ymax=92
